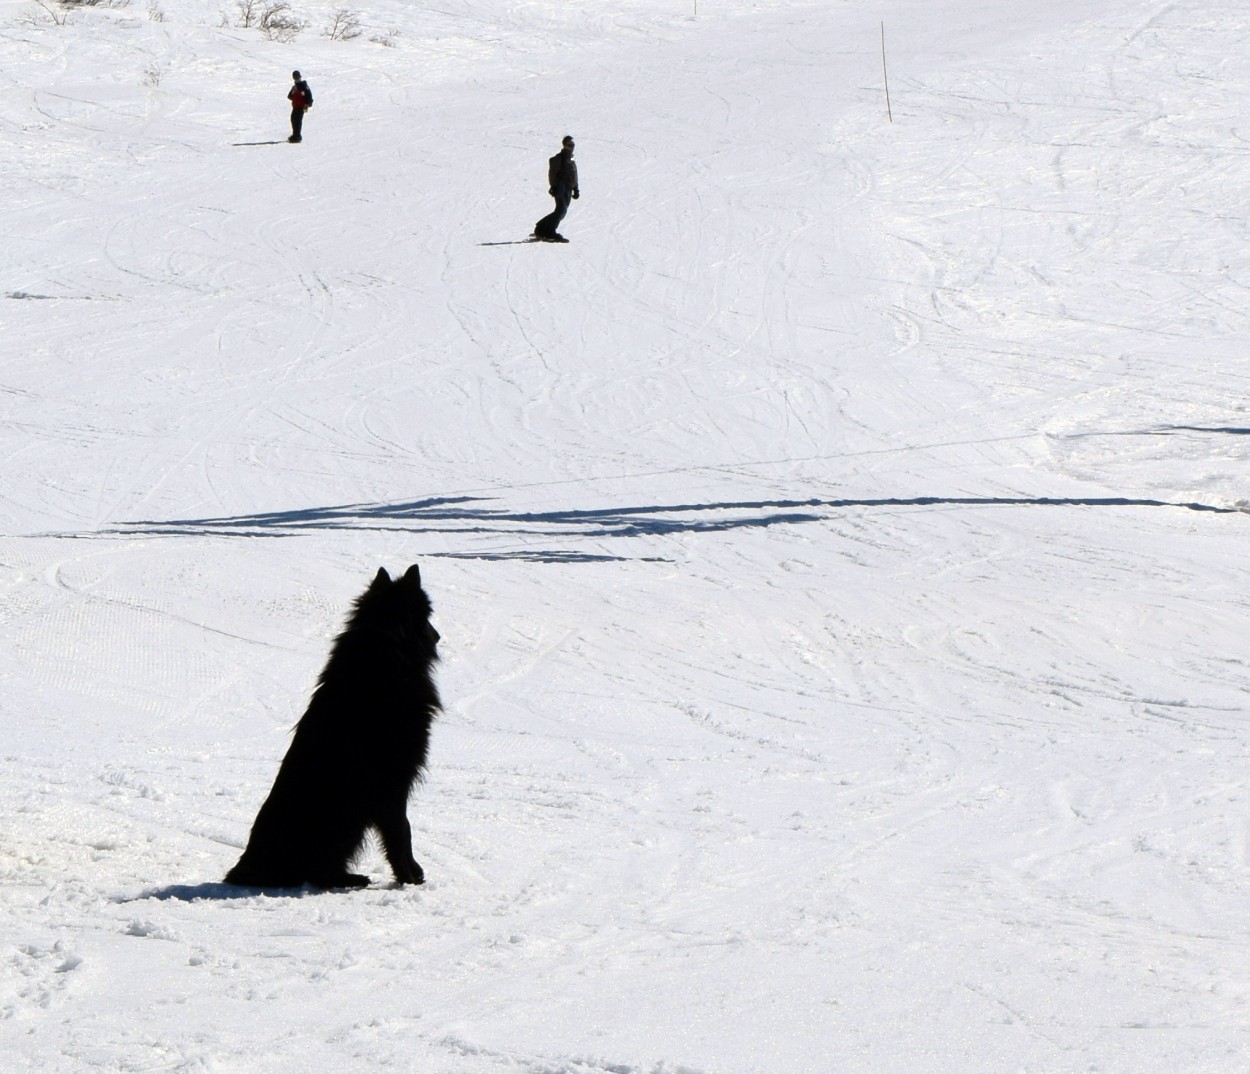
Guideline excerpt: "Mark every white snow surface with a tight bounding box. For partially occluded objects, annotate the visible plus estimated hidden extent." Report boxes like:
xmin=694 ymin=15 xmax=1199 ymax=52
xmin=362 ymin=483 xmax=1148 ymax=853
xmin=2 ymin=0 xmax=1249 ymax=1070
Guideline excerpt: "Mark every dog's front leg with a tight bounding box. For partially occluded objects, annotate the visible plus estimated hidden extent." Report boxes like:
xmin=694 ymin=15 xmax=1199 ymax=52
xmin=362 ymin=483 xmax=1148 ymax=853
xmin=377 ymin=811 xmax=424 ymax=885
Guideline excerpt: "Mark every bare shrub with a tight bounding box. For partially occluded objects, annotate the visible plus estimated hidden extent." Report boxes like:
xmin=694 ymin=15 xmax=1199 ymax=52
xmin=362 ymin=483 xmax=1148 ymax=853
xmin=29 ymin=0 xmax=71 ymax=24
xmin=325 ymin=7 xmax=361 ymax=41
xmin=259 ymin=1 xmax=304 ymax=42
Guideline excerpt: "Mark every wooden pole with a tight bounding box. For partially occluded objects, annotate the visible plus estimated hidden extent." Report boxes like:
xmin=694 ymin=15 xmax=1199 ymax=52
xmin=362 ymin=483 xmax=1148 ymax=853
xmin=881 ymin=22 xmax=893 ymax=122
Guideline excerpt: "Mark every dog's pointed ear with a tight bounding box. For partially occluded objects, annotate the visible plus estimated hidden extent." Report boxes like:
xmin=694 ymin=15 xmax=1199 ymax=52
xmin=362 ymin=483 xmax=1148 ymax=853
xmin=372 ymin=566 xmax=392 ymax=587
xmin=400 ymin=563 xmax=422 ymax=587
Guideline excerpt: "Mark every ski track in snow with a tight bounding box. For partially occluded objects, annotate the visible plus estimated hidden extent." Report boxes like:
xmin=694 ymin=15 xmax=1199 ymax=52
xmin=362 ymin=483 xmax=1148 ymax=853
xmin=2 ymin=0 xmax=1250 ymax=1071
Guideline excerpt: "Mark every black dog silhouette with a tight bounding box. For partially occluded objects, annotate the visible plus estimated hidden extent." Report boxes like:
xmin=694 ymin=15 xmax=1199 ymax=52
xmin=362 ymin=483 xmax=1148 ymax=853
xmin=225 ymin=565 xmax=441 ymax=889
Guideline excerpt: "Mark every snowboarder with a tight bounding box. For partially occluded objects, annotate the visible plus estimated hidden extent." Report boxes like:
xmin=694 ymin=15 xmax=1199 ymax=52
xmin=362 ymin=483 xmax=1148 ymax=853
xmin=288 ymin=70 xmax=313 ymax=143
xmin=533 ymin=135 xmax=579 ymax=242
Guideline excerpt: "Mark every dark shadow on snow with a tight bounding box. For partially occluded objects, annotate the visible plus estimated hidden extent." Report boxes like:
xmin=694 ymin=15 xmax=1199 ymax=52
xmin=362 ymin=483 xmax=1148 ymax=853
xmin=231 ymin=140 xmax=286 ymax=147
xmin=435 ymin=549 xmax=670 ymax=564
xmin=1060 ymin=424 xmax=1250 ymax=439
xmin=123 ymin=881 xmax=390 ymax=902
xmin=99 ymin=491 xmax=1246 ymax=551
xmin=123 ymin=882 xmax=263 ymax=902
xmin=110 ymin=494 xmax=825 ymax=542
xmin=1160 ymin=425 xmax=1250 ymax=436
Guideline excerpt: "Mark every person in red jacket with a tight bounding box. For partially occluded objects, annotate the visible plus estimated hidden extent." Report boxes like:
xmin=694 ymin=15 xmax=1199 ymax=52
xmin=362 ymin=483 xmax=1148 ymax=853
xmin=287 ymin=71 xmax=313 ymax=143
xmin=533 ymin=135 xmax=579 ymax=242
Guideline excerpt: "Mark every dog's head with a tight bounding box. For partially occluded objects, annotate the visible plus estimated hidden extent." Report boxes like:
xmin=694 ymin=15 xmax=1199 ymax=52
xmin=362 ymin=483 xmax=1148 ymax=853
xmin=359 ymin=564 xmax=441 ymax=657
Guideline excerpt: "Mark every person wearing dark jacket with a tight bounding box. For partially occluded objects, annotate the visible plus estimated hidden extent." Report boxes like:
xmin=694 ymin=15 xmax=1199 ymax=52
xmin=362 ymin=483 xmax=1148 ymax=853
xmin=533 ymin=135 xmax=579 ymax=242
xmin=287 ymin=71 xmax=313 ymax=143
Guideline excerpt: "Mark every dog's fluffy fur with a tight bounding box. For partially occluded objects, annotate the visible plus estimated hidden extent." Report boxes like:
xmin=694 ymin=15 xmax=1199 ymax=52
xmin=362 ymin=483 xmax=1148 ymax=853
xmin=225 ymin=564 xmax=441 ymax=889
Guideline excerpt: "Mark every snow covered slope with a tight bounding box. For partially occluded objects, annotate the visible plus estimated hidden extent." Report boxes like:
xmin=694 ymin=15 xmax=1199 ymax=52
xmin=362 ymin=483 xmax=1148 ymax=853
xmin=2 ymin=0 xmax=1248 ymax=1071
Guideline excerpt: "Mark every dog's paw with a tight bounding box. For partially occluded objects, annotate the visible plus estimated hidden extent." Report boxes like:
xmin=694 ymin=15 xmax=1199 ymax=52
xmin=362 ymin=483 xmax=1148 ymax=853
xmin=395 ymin=861 xmax=425 ymax=886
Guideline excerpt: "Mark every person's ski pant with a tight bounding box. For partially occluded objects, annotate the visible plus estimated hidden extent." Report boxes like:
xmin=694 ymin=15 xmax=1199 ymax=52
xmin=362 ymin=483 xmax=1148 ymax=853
xmin=535 ymin=185 xmax=572 ymax=236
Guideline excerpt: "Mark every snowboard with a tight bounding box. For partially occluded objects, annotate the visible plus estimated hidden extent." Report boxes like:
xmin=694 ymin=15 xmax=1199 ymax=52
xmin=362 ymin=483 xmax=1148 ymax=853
xmin=479 ymin=235 xmax=569 ymax=247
